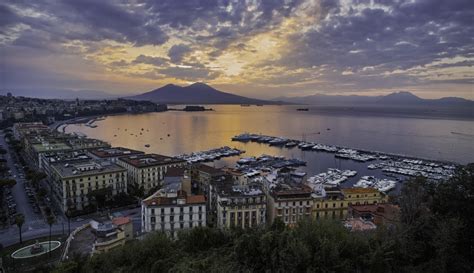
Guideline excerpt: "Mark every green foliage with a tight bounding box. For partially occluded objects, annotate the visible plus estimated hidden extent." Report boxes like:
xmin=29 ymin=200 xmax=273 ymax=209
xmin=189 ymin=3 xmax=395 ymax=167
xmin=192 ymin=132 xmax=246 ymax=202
xmin=0 ymin=178 xmax=16 ymax=188
xmin=53 ymin=164 xmax=474 ymax=273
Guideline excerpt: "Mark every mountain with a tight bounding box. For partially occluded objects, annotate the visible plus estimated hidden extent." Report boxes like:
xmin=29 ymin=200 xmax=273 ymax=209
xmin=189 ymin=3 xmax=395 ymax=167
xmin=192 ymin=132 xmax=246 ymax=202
xmin=274 ymin=91 xmax=473 ymax=106
xmin=128 ymin=83 xmax=276 ymax=104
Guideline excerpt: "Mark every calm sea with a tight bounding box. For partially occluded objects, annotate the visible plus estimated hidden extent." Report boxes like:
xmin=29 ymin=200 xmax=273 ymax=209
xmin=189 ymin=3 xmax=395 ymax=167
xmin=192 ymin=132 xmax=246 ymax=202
xmin=66 ymin=105 xmax=474 ymax=188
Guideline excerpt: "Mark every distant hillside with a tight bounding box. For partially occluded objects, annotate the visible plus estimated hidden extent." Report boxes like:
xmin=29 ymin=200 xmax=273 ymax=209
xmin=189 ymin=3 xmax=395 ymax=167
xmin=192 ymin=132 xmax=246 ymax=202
xmin=274 ymin=91 xmax=474 ymax=106
xmin=128 ymin=83 xmax=277 ymax=104
xmin=0 ymin=88 xmax=117 ymax=100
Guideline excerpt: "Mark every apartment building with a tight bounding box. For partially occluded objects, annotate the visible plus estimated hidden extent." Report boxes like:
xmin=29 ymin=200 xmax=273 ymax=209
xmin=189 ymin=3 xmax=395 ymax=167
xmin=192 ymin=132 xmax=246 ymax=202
xmin=267 ymin=181 xmax=313 ymax=227
xmin=141 ymin=190 xmax=206 ymax=237
xmin=89 ymin=147 xmax=144 ymax=163
xmin=118 ymin=154 xmax=186 ymax=192
xmin=50 ymin=159 xmax=127 ymax=212
xmin=215 ymin=183 xmax=266 ymax=229
xmin=311 ymin=187 xmax=388 ymax=221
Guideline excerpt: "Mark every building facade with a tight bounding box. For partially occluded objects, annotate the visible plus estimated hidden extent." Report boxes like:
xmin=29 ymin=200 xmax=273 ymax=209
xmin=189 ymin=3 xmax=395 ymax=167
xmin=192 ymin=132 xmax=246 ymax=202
xmin=118 ymin=154 xmax=186 ymax=192
xmin=215 ymin=183 xmax=266 ymax=229
xmin=267 ymin=183 xmax=313 ymax=227
xmin=141 ymin=190 xmax=206 ymax=237
xmin=50 ymin=159 xmax=127 ymax=212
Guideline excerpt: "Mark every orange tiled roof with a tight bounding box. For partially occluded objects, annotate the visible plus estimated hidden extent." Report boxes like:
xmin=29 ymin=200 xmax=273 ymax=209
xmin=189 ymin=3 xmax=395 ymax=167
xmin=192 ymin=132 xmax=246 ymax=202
xmin=186 ymin=195 xmax=206 ymax=204
xmin=342 ymin=187 xmax=380 ymax=194
xmin=112 ymin=217 xmax=131 ymax=226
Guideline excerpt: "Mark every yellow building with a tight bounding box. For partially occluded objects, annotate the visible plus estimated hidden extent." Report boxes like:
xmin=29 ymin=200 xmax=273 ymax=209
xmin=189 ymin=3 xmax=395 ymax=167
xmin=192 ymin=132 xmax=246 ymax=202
xmin=312 ymin=187 xmax=347 ymax=220
xmin=312 ymin=187 xmax=388 ymax=220
xmin=342 ymin=188 xmax=387 ymax=206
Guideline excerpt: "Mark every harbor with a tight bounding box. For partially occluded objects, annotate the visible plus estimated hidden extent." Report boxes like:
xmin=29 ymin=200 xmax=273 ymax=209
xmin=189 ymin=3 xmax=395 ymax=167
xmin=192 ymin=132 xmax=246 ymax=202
xmin=231 ymin=133 xmax=458 ymax=186
xmin=176 ymin=146 xmax=245 ymax=163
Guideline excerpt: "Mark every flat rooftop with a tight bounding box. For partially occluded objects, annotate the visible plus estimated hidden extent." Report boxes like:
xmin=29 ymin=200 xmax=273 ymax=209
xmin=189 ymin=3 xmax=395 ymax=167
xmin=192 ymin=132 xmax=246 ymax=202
xmin=196 ymin=164 xmax=225 ymax=175
xmin=43 ymin=150 xmax=92 ymax=164
xmin=32 ymin=142 xmax=72 ymax=153
xmin=342 ymin=188 xmax=381 ymax=195
xmin=51 ymin=159 xmax=125 ymax=179
xmin=272 ymin=182 xmax=312 ymax=199
xmin=90 ymin=147 xmax=144 ymax=158
xmin=217 ymin=183 xmax=265 ymax=197
xmin=119 ymin=154 xmax=185 ymax=168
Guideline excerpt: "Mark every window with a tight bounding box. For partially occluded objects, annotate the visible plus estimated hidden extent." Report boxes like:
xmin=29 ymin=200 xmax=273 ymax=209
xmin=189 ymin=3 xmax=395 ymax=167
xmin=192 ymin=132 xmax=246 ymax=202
xmin=170 ymin=215 xmax=174 ymax=222
xmin=151 ymin=216 xmax=156 ymax=223
xmin=151 ymin=208 xmax=155 ymax=215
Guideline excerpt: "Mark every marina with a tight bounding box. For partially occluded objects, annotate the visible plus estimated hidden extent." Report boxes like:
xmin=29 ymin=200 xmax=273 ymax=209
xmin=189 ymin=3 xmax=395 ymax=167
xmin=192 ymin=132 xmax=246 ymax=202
xmin=231 ymin=133 xmax=458 ymax=182
xmin=354 ymin=176 xmax=397 ymax=192
xmin=307 ymin=168 xmax=356 ymax=186
xmin=176 ymin=146 xmax=245 ymax=163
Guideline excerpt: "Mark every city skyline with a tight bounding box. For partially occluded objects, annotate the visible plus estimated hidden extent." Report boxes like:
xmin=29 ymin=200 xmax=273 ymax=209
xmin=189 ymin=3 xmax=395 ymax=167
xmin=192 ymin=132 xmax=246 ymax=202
xmin=1 ymin=0 xmax=473 ymax=99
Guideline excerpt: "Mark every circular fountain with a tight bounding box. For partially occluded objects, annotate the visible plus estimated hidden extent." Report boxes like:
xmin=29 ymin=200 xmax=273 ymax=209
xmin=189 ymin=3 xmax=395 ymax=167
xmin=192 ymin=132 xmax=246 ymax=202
xmin=11 ymin=240 xmax=61 ymax=259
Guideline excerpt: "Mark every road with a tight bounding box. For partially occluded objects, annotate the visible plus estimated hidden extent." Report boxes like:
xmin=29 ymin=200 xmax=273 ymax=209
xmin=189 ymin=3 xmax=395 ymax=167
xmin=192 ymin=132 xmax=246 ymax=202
xmin=0 ymin=133 xmax=44 ymax=227
xmin=0 ymin=206 xmax=141 ymax=247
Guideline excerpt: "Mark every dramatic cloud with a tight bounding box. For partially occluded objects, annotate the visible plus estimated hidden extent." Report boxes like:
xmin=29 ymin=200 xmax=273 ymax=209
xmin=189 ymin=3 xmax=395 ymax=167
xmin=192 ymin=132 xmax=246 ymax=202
xmin=1 ymin=0 xmax=473 ymax=98
xmin=168 ymin=44 xmax=192 ymax=63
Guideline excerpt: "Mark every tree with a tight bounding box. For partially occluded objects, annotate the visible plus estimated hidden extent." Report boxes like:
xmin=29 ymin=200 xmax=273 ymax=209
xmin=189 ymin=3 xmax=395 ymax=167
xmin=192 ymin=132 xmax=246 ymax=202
xmin=15 ymin=213 xmax=25 ymax=244
xmin=66 ymin=199 xmax=74 ymax=236
xmin=0 ymin=179 xmax=16 ymax=188
xmin=47 ymin=215 xmax=55 ymax=257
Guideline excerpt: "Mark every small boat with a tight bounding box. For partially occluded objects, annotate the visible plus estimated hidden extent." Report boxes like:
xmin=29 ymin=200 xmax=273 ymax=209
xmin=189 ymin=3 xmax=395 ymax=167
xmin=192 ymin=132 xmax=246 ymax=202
xmin=145 ymin=144 xmax=150 ymax=148
xmin=285 ymin=141 xmax=297 ymax=148
xmin=297 ymin=108 xmax=309 ymax=111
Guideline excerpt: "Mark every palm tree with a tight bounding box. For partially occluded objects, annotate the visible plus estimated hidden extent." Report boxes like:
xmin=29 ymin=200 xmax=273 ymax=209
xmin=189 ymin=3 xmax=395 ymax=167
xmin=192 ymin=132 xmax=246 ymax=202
xmin=47 ymin=215 xmax=55 ymax=257
xmin=15 ymin=213 xmax=25 ymax=244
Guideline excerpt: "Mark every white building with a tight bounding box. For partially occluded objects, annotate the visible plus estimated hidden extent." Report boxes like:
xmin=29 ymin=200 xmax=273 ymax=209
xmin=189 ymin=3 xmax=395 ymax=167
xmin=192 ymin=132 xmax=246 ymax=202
xmin=141 ymin=190 xmax=206 ymax=237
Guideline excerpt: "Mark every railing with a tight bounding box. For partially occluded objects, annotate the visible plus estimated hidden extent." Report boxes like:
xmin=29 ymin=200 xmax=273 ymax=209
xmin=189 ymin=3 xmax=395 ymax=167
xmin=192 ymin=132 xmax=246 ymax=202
xmin=60 ymin=223 xmax=90 ymax=261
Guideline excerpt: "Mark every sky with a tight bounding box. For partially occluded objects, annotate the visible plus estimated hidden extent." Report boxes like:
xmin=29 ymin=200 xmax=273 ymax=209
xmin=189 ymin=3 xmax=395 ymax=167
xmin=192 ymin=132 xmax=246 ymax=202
xmin=0 ymin=0 xmax=473 ymax=99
